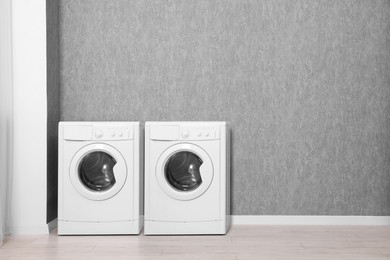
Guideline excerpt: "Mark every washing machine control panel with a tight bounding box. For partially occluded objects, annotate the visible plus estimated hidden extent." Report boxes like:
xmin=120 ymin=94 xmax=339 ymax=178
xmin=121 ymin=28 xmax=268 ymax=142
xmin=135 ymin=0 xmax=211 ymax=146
xmin=179 ymin=126 xmax=219 ymax=140
xmin=93 ymin=126 xmax=133 ymax=140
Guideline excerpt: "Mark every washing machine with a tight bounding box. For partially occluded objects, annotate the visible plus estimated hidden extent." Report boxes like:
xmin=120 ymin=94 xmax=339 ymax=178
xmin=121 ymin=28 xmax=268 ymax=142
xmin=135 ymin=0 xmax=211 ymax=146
xmin=58 ymin=122 xmax=143 ymax=235
xmin=144 ymin=121 xmax=230 ymax=235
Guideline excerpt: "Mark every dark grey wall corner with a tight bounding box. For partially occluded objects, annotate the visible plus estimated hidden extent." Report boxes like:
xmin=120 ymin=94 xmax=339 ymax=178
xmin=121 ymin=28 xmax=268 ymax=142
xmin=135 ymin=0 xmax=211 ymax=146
xmin=46 ymin=0 xmax=60 ymax=223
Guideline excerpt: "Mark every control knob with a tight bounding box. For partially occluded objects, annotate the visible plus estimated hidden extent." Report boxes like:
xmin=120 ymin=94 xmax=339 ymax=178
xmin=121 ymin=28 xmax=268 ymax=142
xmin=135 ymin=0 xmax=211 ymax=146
xmin=95 ymin=129 xmax=103 ymax=138
xmin=181 ymin=128 xmax=190 ymax=139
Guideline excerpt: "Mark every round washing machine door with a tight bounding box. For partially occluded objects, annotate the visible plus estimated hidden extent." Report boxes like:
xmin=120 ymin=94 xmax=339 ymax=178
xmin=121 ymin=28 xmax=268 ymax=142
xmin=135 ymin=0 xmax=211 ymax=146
xmin=156 ymin=143 xmax=214 ymax=201
xmin=69 ymin=143 xmax=127 ymax=201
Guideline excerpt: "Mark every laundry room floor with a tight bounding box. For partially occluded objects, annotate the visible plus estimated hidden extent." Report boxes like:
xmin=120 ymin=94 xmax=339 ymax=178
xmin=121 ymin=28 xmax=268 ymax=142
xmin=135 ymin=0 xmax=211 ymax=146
xmin=0 ymin=225 xmax=390 ymax=260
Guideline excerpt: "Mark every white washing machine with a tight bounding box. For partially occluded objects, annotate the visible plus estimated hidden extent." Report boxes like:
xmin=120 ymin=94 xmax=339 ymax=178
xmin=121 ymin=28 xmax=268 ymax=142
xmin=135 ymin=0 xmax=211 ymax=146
xmin=58 ymin=122 xmax=143 ymax=235
xmin=144 ymin=121 xmax=230 ymax=235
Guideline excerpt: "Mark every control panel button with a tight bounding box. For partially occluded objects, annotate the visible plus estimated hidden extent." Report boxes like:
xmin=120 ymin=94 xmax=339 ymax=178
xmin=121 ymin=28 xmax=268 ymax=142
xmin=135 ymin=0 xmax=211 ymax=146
xmin=95 ymin=129 xmax=103 ymax=138
xmin=118 ymin=131 xmax=124 ymax=137
xmin=181 ymin=128 xmax=190 ymax=139
xmin=110 ymin=130 xmax=116 ymax=137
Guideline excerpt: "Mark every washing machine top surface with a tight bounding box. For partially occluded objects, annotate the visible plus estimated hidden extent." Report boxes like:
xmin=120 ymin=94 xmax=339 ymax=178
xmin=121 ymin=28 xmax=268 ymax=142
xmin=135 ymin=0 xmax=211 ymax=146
xmin=145 ymin=121 xmax=227 ymax=125
xmin=146 ymin=121 xmax=227 ymax=142
xmin=60 ymin=121 xmax=140 ymax=141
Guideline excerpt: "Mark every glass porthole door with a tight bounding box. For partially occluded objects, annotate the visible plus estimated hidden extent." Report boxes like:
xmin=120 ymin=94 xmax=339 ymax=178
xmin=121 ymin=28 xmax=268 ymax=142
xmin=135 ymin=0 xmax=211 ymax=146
xmin=78 ymin=151 xmax=117 ymax=192
xmin=165 ymin=151 xmax=203 ymax=192
xmin=156 ymin=143 xmax=214 ymax=201
xmin=69 ymin=144 xmax=127 ymax=201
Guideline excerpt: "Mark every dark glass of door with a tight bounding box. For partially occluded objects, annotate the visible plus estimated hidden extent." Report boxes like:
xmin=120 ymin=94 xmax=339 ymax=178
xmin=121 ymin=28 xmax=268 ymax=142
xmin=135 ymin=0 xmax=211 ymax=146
xmin=78 ymin=151 xmax=116 ymax=191
xmin=165 ymin=151 xmax=203 ymax=191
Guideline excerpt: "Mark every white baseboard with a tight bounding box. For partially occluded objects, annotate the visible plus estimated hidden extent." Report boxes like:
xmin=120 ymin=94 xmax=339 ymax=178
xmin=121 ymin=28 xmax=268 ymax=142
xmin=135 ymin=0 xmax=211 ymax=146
xmin=10 ymin=219 xmax=58 ymax=235
xmin=48 ymin=218 xmax=57 ymax=233
xmin=232 ymin=215 xmax=390 ymax=226
xmin=11 ymin=224 xmax=50 ymax=235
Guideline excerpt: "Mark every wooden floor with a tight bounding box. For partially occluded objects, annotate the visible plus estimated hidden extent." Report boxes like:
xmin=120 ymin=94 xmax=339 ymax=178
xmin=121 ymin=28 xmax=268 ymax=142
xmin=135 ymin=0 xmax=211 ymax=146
xmin=1 ymin=225 xmax=390 ymax=259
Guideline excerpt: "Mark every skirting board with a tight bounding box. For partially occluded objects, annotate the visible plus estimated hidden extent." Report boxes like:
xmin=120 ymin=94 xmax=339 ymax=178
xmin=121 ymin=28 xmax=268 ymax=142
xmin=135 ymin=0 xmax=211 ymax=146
xmin=48 ymin=218 xmax=57 ymax=233
xmin=232 ymin=215 xmax=390 ymax=226
xmin=11 ymin=219 xmax=57 ymax=235
xmin=11 ymin=225 xmax=49 ymax=235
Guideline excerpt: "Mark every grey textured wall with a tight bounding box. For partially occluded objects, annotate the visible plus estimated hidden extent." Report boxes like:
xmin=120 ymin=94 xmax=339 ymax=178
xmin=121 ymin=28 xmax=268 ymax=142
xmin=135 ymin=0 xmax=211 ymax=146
xmin=47 ymin=0 xmax=60 ymax=222
xmin=60 ymin=0 xmax=390 ymax=215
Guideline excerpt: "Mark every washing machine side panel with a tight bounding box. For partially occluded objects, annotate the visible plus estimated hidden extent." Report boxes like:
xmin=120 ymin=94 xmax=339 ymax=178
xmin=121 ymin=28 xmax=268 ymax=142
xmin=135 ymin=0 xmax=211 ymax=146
xmin=126 ymin=124 xmax=142 ymax=225
xmin=60 ymin=140 xmax=135 ymax=222
xmin=219 ymin=124 xmax=231 ymax=231
xmin=133 ymin=124 xmax=143 ymax=230
xmin=58 ymin=124 xmax=65 ymax=221
xmin=144 ymin=124 xmax=152 ymax=222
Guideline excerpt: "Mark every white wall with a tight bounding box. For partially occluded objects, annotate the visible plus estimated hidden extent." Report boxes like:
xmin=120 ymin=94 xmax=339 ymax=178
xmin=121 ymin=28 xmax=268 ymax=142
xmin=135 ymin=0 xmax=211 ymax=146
xmin=11 ymin=0 xmax=48 ymax=234
xmin=0 ymin=0 xmax=13 ymax=243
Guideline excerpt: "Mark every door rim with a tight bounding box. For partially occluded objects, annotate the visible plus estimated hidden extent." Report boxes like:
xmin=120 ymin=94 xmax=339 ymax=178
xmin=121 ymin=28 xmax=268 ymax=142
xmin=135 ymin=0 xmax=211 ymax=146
xmin=155 ymin=143 xmax=214 ymax=201
xmin=69 ymin=143 xmax=127 ymax=201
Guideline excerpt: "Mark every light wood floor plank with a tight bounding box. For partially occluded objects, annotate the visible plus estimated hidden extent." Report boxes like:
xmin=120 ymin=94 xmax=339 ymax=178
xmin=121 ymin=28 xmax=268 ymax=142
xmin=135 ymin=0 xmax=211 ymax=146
xmin=0 ymin=225 xmax=389 ymax=259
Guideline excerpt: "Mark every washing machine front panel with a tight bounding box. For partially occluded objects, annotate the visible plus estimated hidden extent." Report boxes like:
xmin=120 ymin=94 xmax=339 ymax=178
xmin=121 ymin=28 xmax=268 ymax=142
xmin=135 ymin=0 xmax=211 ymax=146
xmin=156 ymin=143 xmax=214 ymax=201
xmin=69 ymin=143 xmax=127 ymax=201
xmin=61 ymin=138 xmax=136 ymax=223
xmin=145 ymin=123 xmax=226 ymax=223
xmin=59 ymin=122 xmax=143 ymax=233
